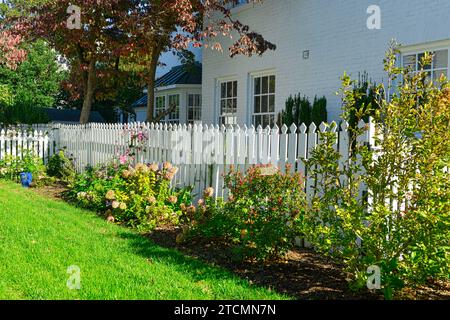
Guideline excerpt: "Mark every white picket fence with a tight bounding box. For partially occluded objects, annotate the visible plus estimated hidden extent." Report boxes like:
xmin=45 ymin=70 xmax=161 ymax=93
xmin=0 ymin=129 xmax=56 ymax=164
xmin=56 ymin=120 xmax=374 ymax=200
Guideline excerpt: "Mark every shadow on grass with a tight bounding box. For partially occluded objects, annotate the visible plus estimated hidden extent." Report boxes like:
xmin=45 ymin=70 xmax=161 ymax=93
xmin=116 ymin=230 xmax=283 ymax=299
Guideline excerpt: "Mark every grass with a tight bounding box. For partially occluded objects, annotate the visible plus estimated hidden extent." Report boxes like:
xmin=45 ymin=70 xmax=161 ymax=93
xmin=0 ymin=180 xmax=289 ymax=300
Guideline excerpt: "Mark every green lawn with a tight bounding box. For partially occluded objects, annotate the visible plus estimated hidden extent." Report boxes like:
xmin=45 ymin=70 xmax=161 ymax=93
xmin=0 ymin=181 xmax=288 ymax=300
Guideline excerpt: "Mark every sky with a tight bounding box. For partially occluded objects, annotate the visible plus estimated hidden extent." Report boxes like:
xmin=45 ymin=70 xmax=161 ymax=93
xmin=156 ymin=43 xmax=202 ymax=78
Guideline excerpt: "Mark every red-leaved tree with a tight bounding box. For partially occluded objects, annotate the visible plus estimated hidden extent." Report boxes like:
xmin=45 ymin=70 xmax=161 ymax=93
xmin=11 ymin=0 xmax=275 ymax=123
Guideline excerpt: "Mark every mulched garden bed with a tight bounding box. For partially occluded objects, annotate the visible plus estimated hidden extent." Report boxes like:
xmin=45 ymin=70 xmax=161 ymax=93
xmin=33 ymin=184 xmax=450 ymax=300
xmin=147 ymin=226 xmax=450 ymax=300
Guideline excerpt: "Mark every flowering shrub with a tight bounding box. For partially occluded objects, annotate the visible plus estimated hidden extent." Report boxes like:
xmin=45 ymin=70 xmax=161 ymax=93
xmin=183 ymin=165 xmax=307 ymax=262
xmin=0 ymin=149 xmax=47 ymax=185
xmin=67 ymin=161 xmax=191 ymax=231
xmin=304 ymin=43 xmax=450 ymax=299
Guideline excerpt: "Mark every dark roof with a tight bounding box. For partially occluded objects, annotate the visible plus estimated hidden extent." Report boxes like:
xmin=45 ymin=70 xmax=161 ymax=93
xmin=133 ymin=62 xmax=202 ymax=107
xmin=44 ymin=108 xmax=105 ymax=123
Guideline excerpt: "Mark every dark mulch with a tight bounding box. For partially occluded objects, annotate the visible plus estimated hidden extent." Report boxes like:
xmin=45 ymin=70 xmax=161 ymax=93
xmin=32 ymin=182 xmax=68 ymax=201
xmin=147 ymin=227 xmax=450 ymax=300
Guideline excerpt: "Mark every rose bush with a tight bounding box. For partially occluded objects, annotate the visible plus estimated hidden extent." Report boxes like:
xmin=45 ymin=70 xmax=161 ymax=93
xmin=182 ymin=165 xmax=307 ymax=262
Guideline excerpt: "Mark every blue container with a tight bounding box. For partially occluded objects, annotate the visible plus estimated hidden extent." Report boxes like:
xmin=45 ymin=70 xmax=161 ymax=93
xmin=20 ymin=172 xmax=33 ymax=188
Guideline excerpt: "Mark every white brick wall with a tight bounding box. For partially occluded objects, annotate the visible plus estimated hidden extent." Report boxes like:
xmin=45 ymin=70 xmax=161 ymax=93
xmin=202 ymin=0 xmax=450 ymax=125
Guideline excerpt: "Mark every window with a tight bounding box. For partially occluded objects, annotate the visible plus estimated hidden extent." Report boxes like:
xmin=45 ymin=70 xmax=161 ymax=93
xmin=219 ymin=80 xmax=238 ymax=126
xmin=168 ymin=94 xmax=180 ymax=124
xmin=253 ymin=75 xmax=276 ymax=128
xmin=403 ymin=49 xmax=448 ymax=82
xmin=154 ymin=96 xmax=166 ymax=120
xmin=187 ymin=94 xmax=202 ymax=124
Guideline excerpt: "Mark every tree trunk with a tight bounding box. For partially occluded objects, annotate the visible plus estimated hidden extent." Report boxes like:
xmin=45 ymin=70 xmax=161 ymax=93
xmin=79 ymin=61 xmax=96 ymax=124
xmin=146 ymin=46 xmax=162 ymax=123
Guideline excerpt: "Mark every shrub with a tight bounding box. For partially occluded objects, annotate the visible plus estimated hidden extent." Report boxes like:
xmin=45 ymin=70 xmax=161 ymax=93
xmin=184 ymin=165 xmax=307 ymax=262
xmin=66 ymin=161 xmax=192 ymax=232
xmin=0 ymin=149 xmax=46 ymax=184
xmin=46 ymin=149 xmax=76 ymax=182
xmin=279 ymin=94 xmax=327 ymax=127
xmin=304 ymin=42 xmax=450 ymax=299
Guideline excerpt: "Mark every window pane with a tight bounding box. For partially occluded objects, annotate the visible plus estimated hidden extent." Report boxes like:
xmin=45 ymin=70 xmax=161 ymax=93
xmin=263 ymin=114 xmax=270 ymax=128
xmin=254 ymin=77 xmax=261 ymax=94
xmin=269 ymin=95 xmax=275 ymax=112
xmin=403 ymin=54 xmax=416 ymax=70
xmin=232 ymin=98 xmax=237 ymax=111
xmin=221 ymin=100 xmax=226 ymax=113
xmin=434 ymin=50 xmax=448 ymax=69
xmin=254 ymin=96 xmax=260 ymax=113
xmin=221 ymin=83 xmax=226 ymax=99
xmin=261 ymin=95 xmax=268 ymax=113
xmin=418 ymin=53 xmax=431 ymax=70
xmin=227 ymin=82 xmax=233 ymax=98
xmin=227 ymin=99 xmax=234 ymax=112
xmin=433 ymin=69 xmax=447 ymax=81
xmin=269 ymin=75 xmax=276 ymax=93
xmin=253 ymin=115 xmax=262 ymax=127
xmin=233 ymin=81 xmax=237 ymax=97
xmin=262 ymin=76 xmax=268 ymax=94
xmin=188 ymin=94 xmax=194 ymax=106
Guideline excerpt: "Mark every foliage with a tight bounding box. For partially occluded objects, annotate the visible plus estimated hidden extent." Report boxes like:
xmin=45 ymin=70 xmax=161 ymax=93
xmin=0 ymin=149 xmax=46 ymax=184
xmin=46 ymin=149 xmax=76 ymax=182
xmin=184 ymin=165 xmax=307 ymax=262
xmin=66 ymin=161 xmax=191 ymax=232
xmin=9 ymin=0 xmax=275 ymax=123
xmin=0 ymin=100 xmax=50 ymax=125
xmin=345 ymin=71 xmax=381 ymax=131
xmin=279 ymin=94 xmax=327 ymax=127
xmin=303 ymin=42 xmax=450 ymax=299
xmin=311 ymin=96 xmax=328 ymax=127
xmin=0 ymin=30 xmax=26 ymax=70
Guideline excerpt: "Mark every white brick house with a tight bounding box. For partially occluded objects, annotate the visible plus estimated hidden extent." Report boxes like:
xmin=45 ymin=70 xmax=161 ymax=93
xmin=201 ymin=0 xmax=450 ymax=127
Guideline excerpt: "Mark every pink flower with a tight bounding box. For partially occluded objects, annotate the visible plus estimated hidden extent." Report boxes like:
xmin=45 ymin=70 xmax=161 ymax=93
xmin=119 ymin=155 xmax=128 ymax=165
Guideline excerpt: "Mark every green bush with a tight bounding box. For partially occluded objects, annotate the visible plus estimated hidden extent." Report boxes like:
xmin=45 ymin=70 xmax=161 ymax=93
xmin=66 ymin=161 xmax=192 ymax=232
xmin=46 ymin=149 xmax=76 ymax=182
xmin=0 ymin=149 xmax=47 ymax=184
xmin=304 ymin=43 xmax=450 ymax=299
xmin=279 ymin=94 xmax=327 ymax=128
xmin=183 ymin=165 xmax=307 ymax=262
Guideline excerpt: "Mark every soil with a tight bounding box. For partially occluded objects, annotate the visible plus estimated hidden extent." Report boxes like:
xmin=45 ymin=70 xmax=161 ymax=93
xmin=147 ymin=226 xmax=450 ymax=300
xmin=33 ymin=184 xmax=450 ymax=300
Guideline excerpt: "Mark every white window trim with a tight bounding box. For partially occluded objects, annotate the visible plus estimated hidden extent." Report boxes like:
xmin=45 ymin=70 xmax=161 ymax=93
xmin=249 ymin=70 xmax=277 ymax=128
xmin=187 ymin=93 xmax=202 ymax=124
xmin=400 ymin=43 xmax=450 ymax=81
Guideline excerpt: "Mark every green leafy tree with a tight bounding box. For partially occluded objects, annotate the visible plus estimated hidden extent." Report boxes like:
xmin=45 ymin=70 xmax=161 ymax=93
xmin=304 ymin=42 xmax=450 ymax=299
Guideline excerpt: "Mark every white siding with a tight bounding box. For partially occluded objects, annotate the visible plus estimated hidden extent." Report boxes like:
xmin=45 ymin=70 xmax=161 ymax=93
xmin=202 ymin=0 xmax=450 ymax=125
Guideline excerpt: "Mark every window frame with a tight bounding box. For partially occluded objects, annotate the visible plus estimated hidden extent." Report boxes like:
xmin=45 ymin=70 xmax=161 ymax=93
xmin=218 ymin=79 xmax=238 ymax=126
xmin=251 ymin=73 xmax=276 ymax=128
xmin=187 ymin=93 xmax=202 ymax=124
xmin=154 ymin=95 xmax=166 ymax=121
xmin=167 ymin=94 xmax=180 ymax=124
xmin=401 ymin=46 xmax=449 ymax=83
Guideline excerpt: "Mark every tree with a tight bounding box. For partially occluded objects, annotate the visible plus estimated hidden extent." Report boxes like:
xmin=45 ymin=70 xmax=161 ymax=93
xmin=116 ymin=0 xmax=276 ymax=122
xmin=10 ymin=0 xmax=132 ymax=123
xmin=0 ymin=30 xmax=26 ymax=70
xmin=11 ymin=0 xmax=275 ymax=123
